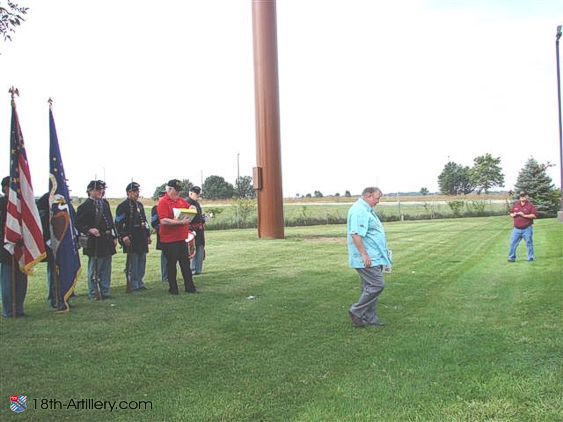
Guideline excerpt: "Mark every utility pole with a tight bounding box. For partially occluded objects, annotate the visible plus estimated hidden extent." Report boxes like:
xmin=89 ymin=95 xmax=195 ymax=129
xmin=556 ymin=25 xmax=563 ymax=222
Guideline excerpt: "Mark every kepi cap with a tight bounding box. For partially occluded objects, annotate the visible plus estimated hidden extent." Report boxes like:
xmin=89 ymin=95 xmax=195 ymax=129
xmin=87 ymin=180 xmax=106 ymax=190
xmin=126 ymin=182 xmax=140 ymax=192
xmin=190 ymin=186 xmax=201 ymax=194
xmin=1 ymin=176 xmax=9 ymax=189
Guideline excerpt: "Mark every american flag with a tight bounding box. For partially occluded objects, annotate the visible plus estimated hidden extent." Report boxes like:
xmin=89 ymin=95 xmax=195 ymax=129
xmin=4 ymin=96 xmax=46 ymax=273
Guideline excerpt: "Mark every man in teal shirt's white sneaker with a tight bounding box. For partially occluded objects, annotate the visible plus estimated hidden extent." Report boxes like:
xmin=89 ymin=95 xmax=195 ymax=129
xmin=347 ymin=187 xmax=392 ymax=328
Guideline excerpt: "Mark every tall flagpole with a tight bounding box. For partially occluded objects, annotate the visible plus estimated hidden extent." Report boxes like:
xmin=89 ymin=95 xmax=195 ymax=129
xmin=48 ymin=97 xmax=61 ymax=309
xmin=9 ymin=87 xmax=19 ymax=317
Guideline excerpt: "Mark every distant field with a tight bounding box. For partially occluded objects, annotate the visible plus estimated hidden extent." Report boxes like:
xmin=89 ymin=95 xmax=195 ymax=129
xmin=77 ymin=194 xmax=512 ymax=231
xmin=92 ymin=192 xmax=511 ymax=208
xmin=1 ymin=217 xmax=561 ymax=421
xmin=206 ymin=197 xmax=509 ymax=229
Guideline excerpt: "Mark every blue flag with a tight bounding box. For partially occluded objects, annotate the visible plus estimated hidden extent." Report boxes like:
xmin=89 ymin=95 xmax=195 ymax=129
xmin=48 ymin=108 xmax=81 ymax=312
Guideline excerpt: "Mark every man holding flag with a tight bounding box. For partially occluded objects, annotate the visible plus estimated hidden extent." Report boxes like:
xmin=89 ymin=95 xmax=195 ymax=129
xmin=47 ymin=102 xmax=81 ymax=311
xmin=1 ymin=90 xmax=46 ymax=317
xmin=1 ymin=176 xmax=28 ymax=317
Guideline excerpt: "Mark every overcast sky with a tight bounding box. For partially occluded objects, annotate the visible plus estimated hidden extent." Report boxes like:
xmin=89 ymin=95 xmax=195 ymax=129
xmin=1 ymin=0 xmax=562 ymax=198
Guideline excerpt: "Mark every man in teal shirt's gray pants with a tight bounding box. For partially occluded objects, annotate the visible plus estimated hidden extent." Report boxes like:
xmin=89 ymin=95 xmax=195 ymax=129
xmin=347 ymin=187 xmax=392 ymax=328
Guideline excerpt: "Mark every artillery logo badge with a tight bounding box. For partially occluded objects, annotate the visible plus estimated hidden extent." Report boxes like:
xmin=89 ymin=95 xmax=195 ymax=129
xmin=10 ymin=395 xmax=27 ymax=413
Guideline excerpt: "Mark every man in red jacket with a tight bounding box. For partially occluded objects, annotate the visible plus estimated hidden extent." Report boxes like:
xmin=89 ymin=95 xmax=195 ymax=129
xmin=508 ymin=191 xmax=538 ymax=262
xmin=157 ymin=179 xmax=198 ymax=295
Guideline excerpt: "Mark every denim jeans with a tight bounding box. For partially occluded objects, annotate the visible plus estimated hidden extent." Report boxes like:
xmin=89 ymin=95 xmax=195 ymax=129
xmin=508 ymin=226 xmax=534 ymax=261
xmin=190 ymin=245 xmax=204 ymax=274
xmin=160 ymin=251 xmax=168 ymax=282
xmin=127 ymin=252 xmax=146 ymax=290
xmin=1 ymin=260 xmax=28 ymax=317
xmin=87 ymin=255 xmax=112 ymax=298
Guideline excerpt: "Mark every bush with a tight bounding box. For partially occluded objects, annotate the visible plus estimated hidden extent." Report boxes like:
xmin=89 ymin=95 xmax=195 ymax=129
xmin=447 ymin=200 xmax=465 ymax=217
xmin=467 ymin=200 xmax=487 ymax=216
xmin=234 ymin=197 xmax=257 ymax=227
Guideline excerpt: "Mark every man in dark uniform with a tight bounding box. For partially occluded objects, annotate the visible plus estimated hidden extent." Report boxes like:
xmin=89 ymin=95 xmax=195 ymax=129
xmin=75 ymin=180 xmax=117 ymax=300
xmin=115 ymin=182 xmax=151 ymax=291
xmin=151 ymin=190 xmax=168 ymax=282
xmin=186 ymin=186 xmax=206 ymax=275
xmin=1 ymin=176 xmax=28 ymax=317
xmin=36 ymin=192 xmax=57 ymax=308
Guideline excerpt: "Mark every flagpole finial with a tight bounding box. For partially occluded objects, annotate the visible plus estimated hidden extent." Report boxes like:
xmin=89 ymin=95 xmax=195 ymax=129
xmin=48 ymin=97 xmax=53 ymax=109
xmin=9 ymin=86 xmax=19 ymax=101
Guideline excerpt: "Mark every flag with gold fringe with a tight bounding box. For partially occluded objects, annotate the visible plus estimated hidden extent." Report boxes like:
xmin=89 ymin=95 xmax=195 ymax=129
xmin=48 ymin=104 xmax=81 ymax=311
xmin=4 ymin=91 xmax=46 ymax=274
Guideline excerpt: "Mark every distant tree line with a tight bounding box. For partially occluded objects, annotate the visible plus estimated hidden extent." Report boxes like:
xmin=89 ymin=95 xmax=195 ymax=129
xmin=437 ymin=154 xmax=559 ymax=217
xmin=295 ymin=190 xmax=352 ymax=199
xmin=151 ymin=175 xmax=256 ymax=201
xmin=151 ymin=178 xmax=360 ymax=201
xmin=438 ymin=153 xmax=505 ymax=195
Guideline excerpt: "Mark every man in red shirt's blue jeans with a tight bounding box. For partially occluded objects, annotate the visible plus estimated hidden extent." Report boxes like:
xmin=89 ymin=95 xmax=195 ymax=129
xmin=508 ymin=191 xmax=538 ymax=262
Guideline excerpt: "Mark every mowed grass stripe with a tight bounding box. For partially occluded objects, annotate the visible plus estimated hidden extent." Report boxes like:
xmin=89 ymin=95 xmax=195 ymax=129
xmin=293 ymin=218 xmax=561 ymax=421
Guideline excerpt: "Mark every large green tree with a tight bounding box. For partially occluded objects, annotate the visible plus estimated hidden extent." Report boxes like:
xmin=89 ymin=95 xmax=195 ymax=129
xmin=152 ymin=179 xmax=193 ymax=200
xmin=438 ymin=162 xmax=474 ymax=195
xmin=203 ymin=175 xmax=234 ymax=200
xmin=471 ymin=153 xmax=505 ymax=194
xmin=1 ymin=1 xmax=27 ymax=42
xmin=513 ymin=158 xmax=559 ymax=218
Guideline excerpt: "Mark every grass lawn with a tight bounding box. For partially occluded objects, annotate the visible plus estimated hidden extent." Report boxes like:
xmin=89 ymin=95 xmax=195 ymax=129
xmin=1 ymin=216 xmax=561 ymax=421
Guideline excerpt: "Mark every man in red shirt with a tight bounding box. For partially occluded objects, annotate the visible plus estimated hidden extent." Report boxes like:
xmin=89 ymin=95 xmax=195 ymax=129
xmin=508 ymin=191 xmax=538 ymax=262
xmin=157 ymin=179 xmax=198 ymax=294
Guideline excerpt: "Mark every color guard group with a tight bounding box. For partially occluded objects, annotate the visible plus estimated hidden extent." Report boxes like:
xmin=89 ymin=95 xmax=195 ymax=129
xmin=1 ymin=178 xmax=206 ymax=317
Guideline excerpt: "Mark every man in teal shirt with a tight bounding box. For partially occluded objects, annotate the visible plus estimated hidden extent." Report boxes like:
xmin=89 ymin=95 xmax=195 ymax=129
xmin=347 ymin=187 xmax=391 ymax=327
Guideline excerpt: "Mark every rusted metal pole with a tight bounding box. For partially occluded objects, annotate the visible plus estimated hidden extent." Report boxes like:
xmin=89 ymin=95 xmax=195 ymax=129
xmin=252 ymin=0 xmax=284 ymax=239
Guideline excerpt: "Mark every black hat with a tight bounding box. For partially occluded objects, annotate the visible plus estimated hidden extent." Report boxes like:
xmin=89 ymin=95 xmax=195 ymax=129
xmin=190 ymin=186 xmax=201 ymax=194
xmin=166 ymin=179 xmax=182 ymax=191
xmin=1 ymin=176 xmax=9 ymax=189
xmin=126 ymin=182 xmax=140 ymax=192
xmin=87 ymin=180 xmax=106 ymax=190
